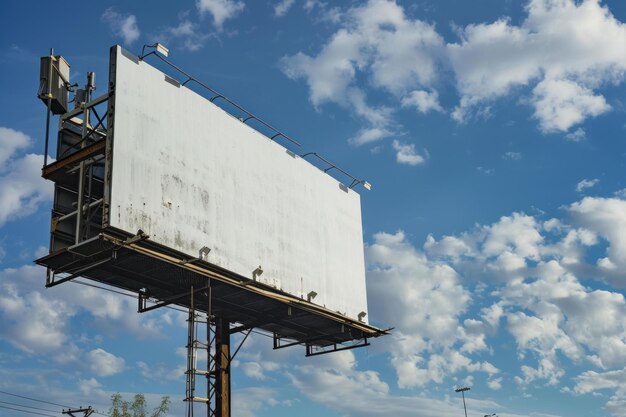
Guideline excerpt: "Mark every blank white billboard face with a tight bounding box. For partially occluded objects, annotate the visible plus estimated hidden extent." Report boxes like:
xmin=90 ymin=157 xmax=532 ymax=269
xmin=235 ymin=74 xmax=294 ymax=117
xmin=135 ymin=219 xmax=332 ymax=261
xmin=107 ymin=47 xmax=368 ymax=321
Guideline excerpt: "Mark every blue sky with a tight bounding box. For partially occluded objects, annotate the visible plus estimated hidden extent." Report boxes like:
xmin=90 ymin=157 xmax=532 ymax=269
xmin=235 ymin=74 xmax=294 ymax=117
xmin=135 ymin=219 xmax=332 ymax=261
xmin=1 ymin=1 xmax=626 ymax=417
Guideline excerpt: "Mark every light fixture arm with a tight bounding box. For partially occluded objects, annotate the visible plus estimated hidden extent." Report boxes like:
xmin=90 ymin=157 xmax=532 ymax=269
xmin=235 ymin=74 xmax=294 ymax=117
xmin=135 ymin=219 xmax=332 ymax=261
xmin=140 ymin=42 xmax=169 ymax=60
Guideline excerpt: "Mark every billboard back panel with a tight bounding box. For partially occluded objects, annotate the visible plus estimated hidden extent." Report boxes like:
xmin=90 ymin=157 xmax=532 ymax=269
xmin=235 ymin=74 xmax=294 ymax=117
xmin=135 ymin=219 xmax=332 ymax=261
xmin=108 ymin=47 xmax=368 ymax=321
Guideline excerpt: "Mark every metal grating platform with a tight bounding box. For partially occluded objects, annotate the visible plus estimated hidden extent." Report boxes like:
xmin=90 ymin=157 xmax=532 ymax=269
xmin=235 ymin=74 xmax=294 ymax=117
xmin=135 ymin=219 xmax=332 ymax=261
xmin=36 ymin=230 xmax=388 ymax=349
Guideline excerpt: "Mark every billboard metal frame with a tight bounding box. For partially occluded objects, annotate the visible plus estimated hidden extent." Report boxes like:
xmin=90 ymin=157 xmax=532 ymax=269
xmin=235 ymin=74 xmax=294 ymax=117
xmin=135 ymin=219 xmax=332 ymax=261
xmin=36 ymin=45 xmax=389 ymax=417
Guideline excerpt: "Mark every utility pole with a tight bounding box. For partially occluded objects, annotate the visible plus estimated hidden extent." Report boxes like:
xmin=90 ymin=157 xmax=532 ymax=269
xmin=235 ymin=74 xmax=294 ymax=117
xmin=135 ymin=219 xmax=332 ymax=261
xmin=62 ymin=407 xmax=94 ymax=417
xmin=455 ymin=387 xmax=470 ymax=417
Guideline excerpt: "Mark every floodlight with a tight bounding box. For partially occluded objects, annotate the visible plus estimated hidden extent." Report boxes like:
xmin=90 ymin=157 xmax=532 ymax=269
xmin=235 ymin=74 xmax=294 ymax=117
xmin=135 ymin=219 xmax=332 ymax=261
xmin=155 ymin=43 xmax=169 ymax=57
xmin=199 ymin=246 xmax=211 ymax=261
xmin=252 ymin=266 xmax=263 ymax=280
xmin=358 ymin=311 xmax=367 ymax=322
xmin=349 ymin=179 xmax=372 ymax=191
xmin=307 ymin=291 xmax=317 ymax=302
xmin=140 ymin=43 xmax=170 ymax=60
xmin=454 ymin=387 xmax=470 ymax=417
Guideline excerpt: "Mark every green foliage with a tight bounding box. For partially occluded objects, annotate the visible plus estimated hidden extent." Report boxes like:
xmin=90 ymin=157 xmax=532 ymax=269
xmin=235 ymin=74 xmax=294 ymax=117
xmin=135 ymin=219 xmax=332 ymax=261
xmin=108 ymin=393 xmax=170 ymax=417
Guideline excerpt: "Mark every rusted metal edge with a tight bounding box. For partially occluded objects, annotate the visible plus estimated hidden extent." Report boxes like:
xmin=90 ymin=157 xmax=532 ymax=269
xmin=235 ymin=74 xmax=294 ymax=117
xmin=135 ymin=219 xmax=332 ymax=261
xmin=42 ymin=139 xmax=106 ymax=179
xmin=99 ymin=232 xmax=389 ymax=338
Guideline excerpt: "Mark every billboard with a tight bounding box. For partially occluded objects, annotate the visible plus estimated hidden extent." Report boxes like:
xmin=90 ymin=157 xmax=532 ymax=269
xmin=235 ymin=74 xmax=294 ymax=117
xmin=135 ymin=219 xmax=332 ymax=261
xmin=106 ymin=47 xmax=368 ymax=322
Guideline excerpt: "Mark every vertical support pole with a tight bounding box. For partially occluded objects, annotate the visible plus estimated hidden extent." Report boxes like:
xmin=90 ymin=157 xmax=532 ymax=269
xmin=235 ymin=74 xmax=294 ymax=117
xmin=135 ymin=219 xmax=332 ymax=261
xmin=75 ymin=71 xmax=95 ymax=244
xmin=44 ymin=97 xmax=52 ymax=167
xmin=43 ymin=48 xmax=53 ymax=167
xmin=461 ymin=390 xmax=468 ymax=417
xmin=85 ymin=162 xmax=94 ymax=238
xmin=206 ymin=282 xmax=213 ymax=417
xmin=75 ymin=102 xmax=89 ymax=244
xmin=186 ymin=287 xmax=195 ymax=417
xmin=215 ymin=317 xmax=230 ymax=417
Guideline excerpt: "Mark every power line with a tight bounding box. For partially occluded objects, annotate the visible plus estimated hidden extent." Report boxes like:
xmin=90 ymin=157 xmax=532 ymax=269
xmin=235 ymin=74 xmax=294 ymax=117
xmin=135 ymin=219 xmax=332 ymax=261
xmin=0 ymin=390 xmax=70 ymax=409
xmin=0 ymin=404 xmax=59 ymax=417
xmin=0 ymin=390 xmax=107 ymax=417
xmin=0 ymin=400 xmax=60 ymax=414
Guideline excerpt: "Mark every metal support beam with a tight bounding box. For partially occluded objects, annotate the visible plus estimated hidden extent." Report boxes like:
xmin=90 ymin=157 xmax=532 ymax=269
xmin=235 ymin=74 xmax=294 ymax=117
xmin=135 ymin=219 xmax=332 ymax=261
xmin=215 ymin=317 xmax=230 ymax=417
xmin=138 ymin=285 xmax=209 ymax=313
xmin=185 ymin=287 xmax=197 ymax=417
xmin=41 ymin=139 xmax=104 ymax=179
xmin=305 ymin=337 xmax=369 ymax=357
xmin=74 ymin=102 xmax=89 ymax=245
xmin=60 ymin=93 xmax=110 ymax=121
xmin=230 ymin=329 xmax=251 ymax=363
xmin=45 ymin=257 xmax=111 ymax=288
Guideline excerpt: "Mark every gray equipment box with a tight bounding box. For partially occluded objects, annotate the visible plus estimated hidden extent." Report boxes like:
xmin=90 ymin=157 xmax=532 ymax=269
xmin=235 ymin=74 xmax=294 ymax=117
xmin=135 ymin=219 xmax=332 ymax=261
xmin=39 ymin=55 xmax=70 ymax=114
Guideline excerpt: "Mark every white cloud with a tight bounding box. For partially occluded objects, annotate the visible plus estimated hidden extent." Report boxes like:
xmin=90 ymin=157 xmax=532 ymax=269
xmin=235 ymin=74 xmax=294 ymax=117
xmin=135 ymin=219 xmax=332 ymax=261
xmin=86 ymin=348 xmax=125 ymax=376
xmin=0 ymin=127 xmax=30 ymax=166
xmin=101 ymin=8 xmax=140 ymax=45
xmin=303 ymin=0 xmax=342 ymax=23
xmin=236 ymin=343 xmax=284 ymax=381
xmin=274 ymin=0 xmax=296 ymax=17
xmin=565 ymin=127 xmax=586 ymax=142
xmin=482 ymin=212 xmax=543 ymax=260
xmin=507 ymin=308 xmax=572 ymax=385
xmin=0 ymin=264 xmax=177 ymax=359
xmin=78 ymin=378 xmax=107 ymax=398
xmin=138 ymin=359 xmax=185 ymax=381
xmin=481 ymin=303 xmax=504 ymax=330
xmin=503 ymin=151 xmax=522 ymax=160
xmin=303 ymin=0 xmax=319 ymax=11
xmin=569 ymin=197 xmax=626 ymax=283
xmin=574 ymin=368 xmax=626 ymax=417
xmin=0 ymin=153 xmax=53 ymax=226
xmin=196 ymin=0 xmax=245 ymax=30
xmin=232 ymin=386 xmax=294 ymax=417
xmin=418 ymin=196 xmax=626 ymax=404
xmin=487 ymin=377 xmax=503 ymax=390
xmin=240 ymin=362 xmax=266 ymax=380
xmin=347 ymin=88 xmax=394 ymax=127
xmin=391 ymin=140 xmax=425 ymax=166
xmin=576 ymin=178 xmax=599 ymax=193
xmin=424 ymin=234 xmax=474 ymax=262
xmin=284 ymin=0 xmax=626 ymax=135
xmin=366 ymin=231 xmax=497 ymax=388
xmin=349 ymin=127 xmax=393 ymax=146
xmin=532 ymin=78 xmax=610 ymax=132
xmin=448 ymin=0 xmax=625 ymax=130
xmin=401 ymin=90 xmax=444 ymax=114
xmin=160 ymin=20 xmax=212 ymax=52
xmin=289 ymin=349 xmax=501 ymax=417
xmin=0 ymin=127 xmax=52 ymax=226
xmin=0 ymin=267 xmax=73 ymax=353
xmin=281 ymin=0 xmax=442 ymax=142
xmin=448 ymin=19 xmax=538 ymax=108
xmin=498 ymin=258 xmax=626 ymax=373
xmin=574 ymin=366 xmax=626 ymax=394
